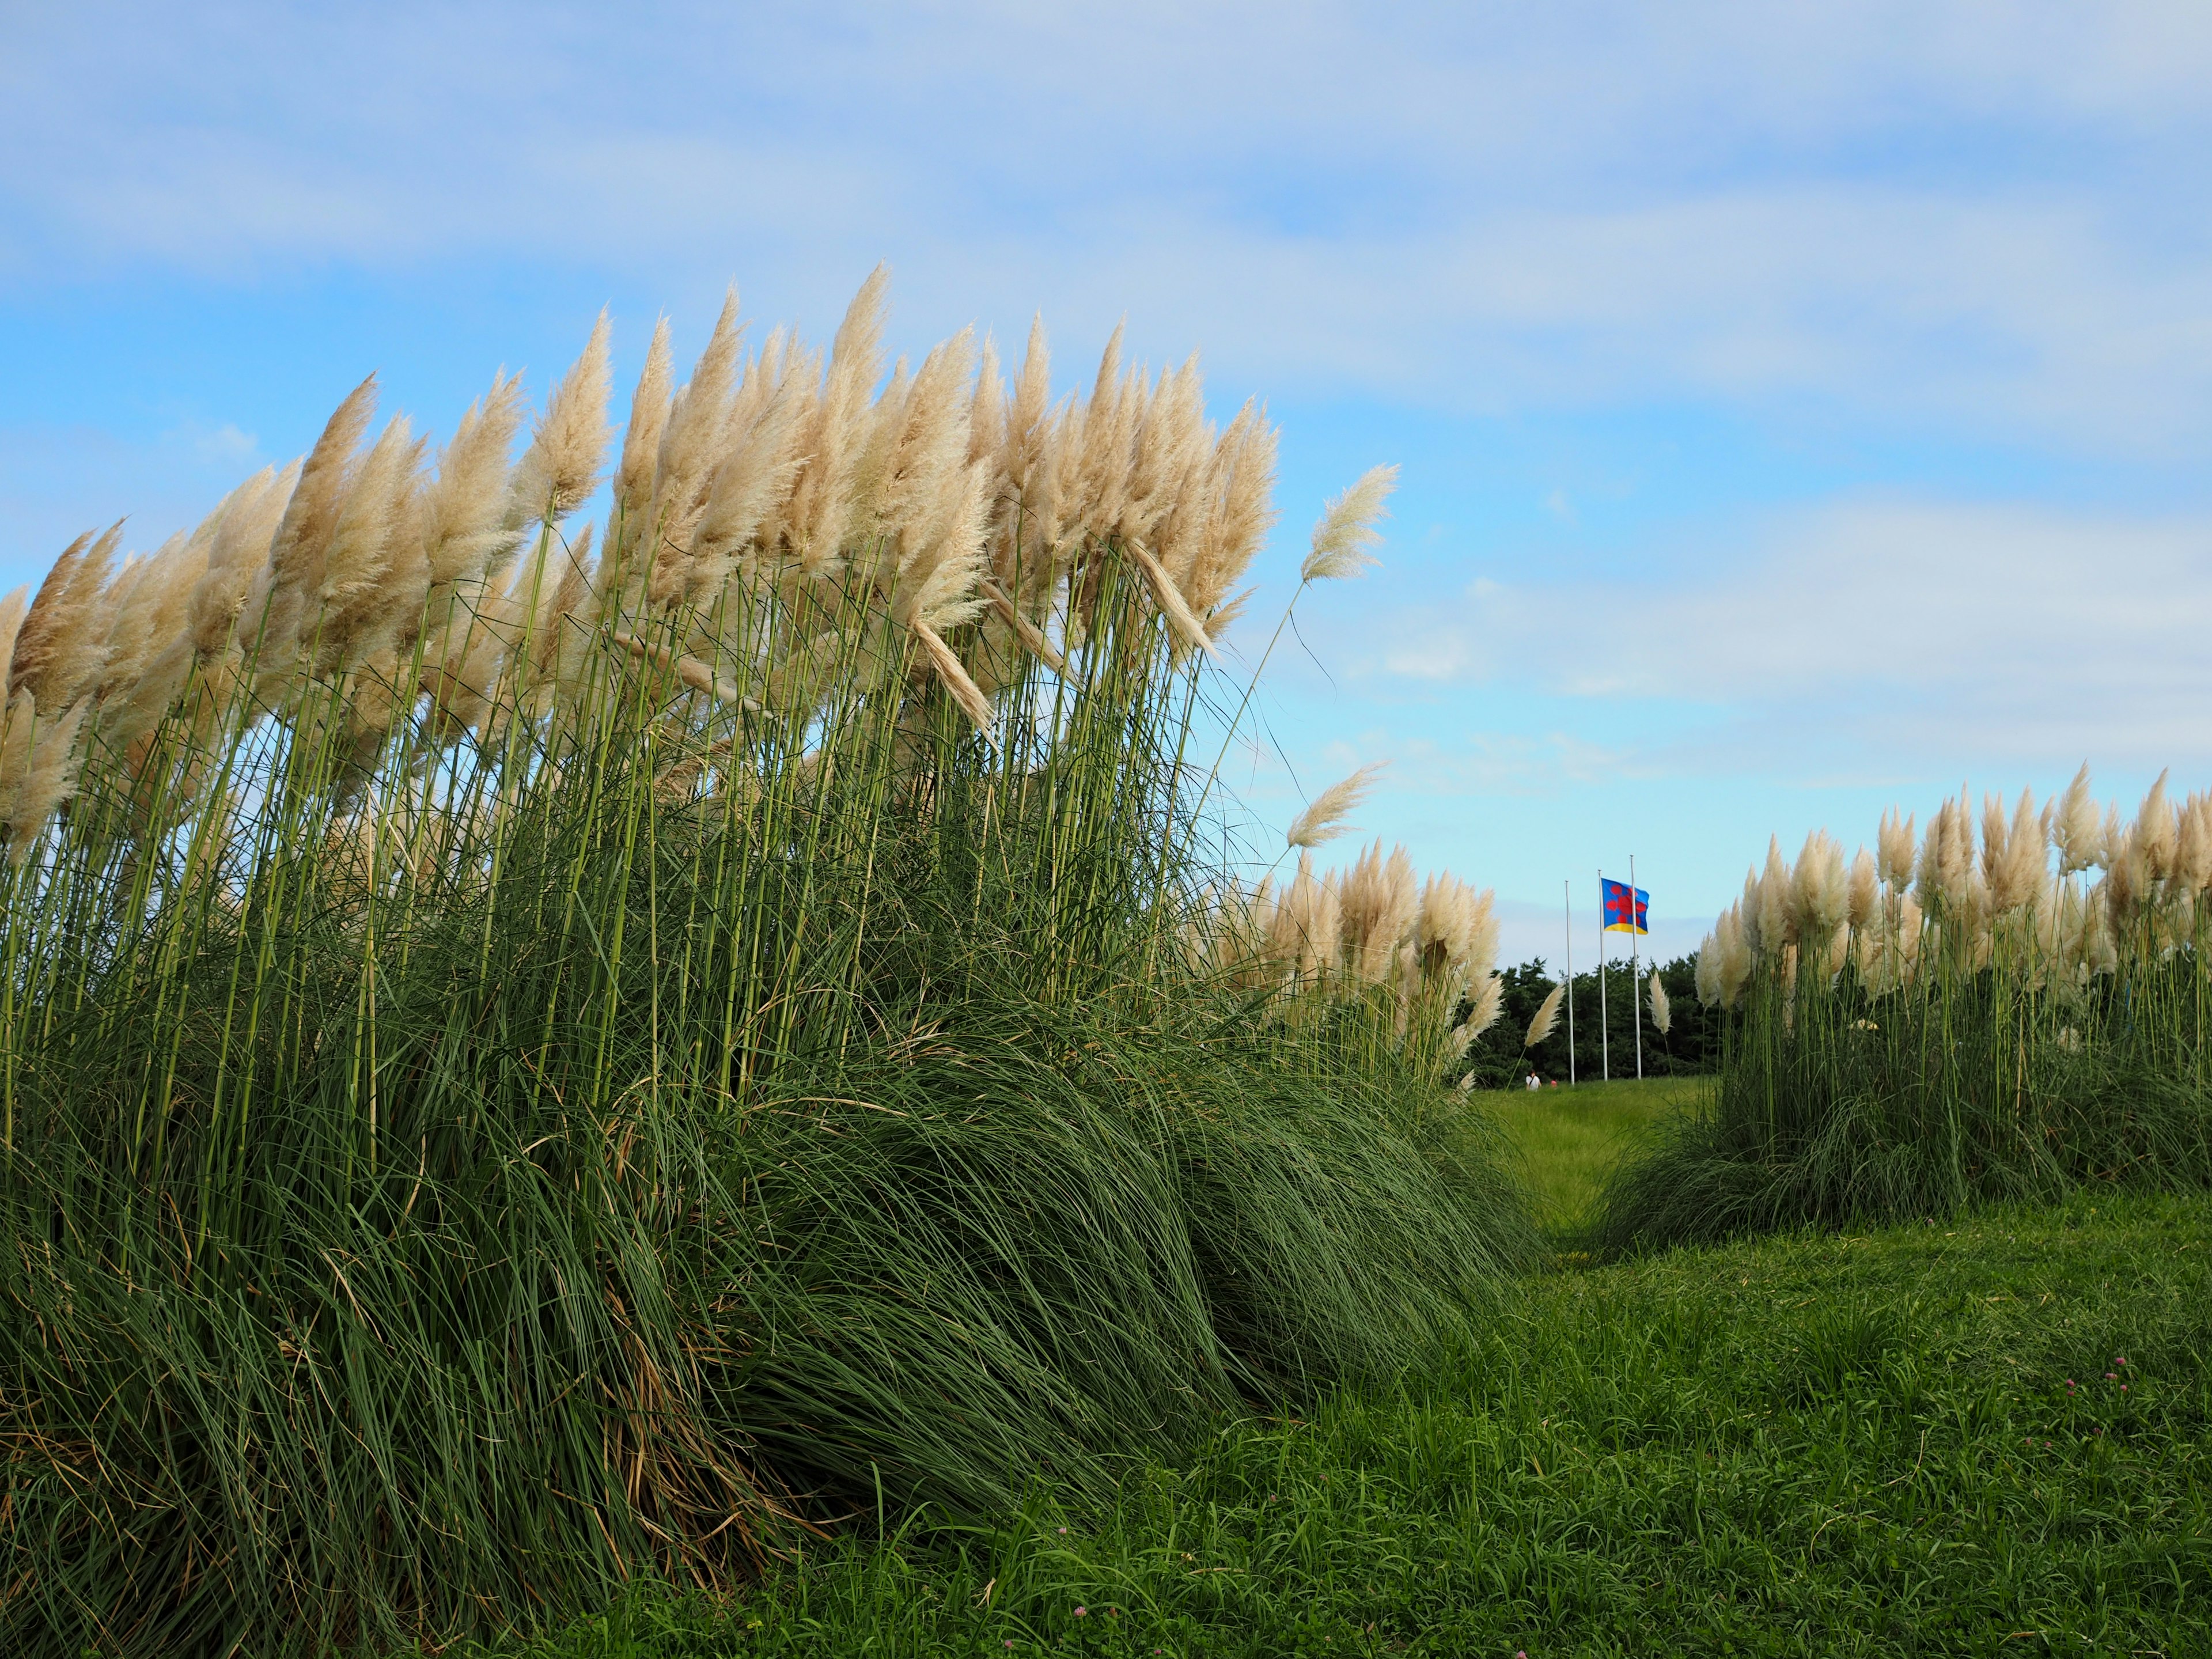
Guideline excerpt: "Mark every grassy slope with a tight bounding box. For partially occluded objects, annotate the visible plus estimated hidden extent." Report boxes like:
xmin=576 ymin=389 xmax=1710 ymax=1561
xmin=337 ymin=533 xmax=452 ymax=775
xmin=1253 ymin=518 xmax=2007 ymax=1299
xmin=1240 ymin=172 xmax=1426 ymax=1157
xmin=481 ymin=1190 xmax=2212 ymax=1659
xmin=1491 ymin=1077 xmax=1690 ymax=1234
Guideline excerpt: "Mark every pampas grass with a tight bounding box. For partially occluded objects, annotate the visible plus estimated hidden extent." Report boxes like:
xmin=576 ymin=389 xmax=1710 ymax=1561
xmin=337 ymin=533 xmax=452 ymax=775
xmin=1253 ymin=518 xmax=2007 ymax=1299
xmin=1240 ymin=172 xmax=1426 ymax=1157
xmin=1524 ymin=982 xmax=1565 ymax=1050
xmin=0 ymin=277 xmax=1535 ymax=1658
xmin=1603 ymin=765 xmax=2212 ymax=1251
xmin=1286 ymin=762 xmax=1385 ymax=851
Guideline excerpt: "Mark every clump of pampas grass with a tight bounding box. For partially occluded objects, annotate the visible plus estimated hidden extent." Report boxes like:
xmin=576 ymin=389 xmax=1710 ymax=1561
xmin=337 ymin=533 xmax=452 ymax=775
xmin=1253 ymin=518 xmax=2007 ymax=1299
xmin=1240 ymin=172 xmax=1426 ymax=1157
xmin=1612 ymin=764 xmax=2212 ymax=1253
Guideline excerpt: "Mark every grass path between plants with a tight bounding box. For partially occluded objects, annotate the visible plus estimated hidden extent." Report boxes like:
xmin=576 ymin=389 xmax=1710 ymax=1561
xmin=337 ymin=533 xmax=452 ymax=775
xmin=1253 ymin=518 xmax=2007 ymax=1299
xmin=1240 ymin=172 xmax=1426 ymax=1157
xmin=476 ymin=1189 xmax=2212 ymax=1659
xmin=1490 ymin=1075 xmax=1690 ymax=1236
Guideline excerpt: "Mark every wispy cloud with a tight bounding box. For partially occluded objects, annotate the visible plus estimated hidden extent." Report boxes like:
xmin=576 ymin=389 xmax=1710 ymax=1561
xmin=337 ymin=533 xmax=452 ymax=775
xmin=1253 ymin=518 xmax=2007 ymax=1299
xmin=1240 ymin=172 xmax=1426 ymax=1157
xmin=5 ymin=4 xmax=2210 ymax=449
xmin=1360 ymin=495 xmax=2212 ymax=768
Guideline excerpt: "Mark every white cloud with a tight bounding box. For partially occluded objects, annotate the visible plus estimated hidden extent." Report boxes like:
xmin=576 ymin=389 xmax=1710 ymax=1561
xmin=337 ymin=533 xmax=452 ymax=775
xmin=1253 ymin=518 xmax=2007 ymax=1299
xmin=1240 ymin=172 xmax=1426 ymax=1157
xmin=3 ymin=4 xmax=2210 ymax=450
xmin=1361 ymin=495 xmax=2212 ymax=768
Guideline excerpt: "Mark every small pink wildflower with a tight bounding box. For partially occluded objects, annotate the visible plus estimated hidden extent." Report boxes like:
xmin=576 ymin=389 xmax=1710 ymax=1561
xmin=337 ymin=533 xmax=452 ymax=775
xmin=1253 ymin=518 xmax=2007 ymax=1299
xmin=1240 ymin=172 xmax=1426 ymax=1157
xmin=1075 ymin=1605 xmax=1088 ymax=1617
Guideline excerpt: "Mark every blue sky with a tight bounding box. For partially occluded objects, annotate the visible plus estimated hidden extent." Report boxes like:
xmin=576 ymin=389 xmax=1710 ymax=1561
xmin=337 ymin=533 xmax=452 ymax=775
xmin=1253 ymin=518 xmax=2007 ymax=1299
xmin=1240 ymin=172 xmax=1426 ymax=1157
xmin=5 ymin=1 xmax=2209 ymax=966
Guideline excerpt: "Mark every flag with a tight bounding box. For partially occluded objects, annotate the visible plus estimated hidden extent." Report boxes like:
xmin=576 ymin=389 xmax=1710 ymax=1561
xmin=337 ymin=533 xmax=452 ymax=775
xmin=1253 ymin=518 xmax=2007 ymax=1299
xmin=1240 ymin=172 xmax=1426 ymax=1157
xmin=1601 ymin=877 xmax=1648 ymax=934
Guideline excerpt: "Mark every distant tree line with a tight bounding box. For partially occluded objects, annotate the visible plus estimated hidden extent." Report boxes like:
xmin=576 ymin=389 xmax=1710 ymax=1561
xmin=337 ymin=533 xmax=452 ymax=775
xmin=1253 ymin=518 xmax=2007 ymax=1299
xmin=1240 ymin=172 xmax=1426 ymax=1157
xmin=1460 ymin=953 xmax=1715 ymax=1088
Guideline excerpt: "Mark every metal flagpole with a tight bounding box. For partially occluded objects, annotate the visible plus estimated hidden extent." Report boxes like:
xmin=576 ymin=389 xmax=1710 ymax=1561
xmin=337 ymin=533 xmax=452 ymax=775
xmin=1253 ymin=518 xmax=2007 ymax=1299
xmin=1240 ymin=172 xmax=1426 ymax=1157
xmin=1597 ymin=868 xmax=1609 ymax=1082
xmin=1563 ymin=879 xmax=1575 ymax=1086
xmin=1631 ymin=853 xmax=1644 ymax=1081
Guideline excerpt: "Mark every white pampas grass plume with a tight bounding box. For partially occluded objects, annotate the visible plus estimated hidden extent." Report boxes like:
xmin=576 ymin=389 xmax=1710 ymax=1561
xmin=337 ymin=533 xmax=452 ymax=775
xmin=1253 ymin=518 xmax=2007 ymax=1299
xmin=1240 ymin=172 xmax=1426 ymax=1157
xmin=1877 ymin=808 xmax=1916 ymax=889
xmin=2052 ymin=763 xmax=2104 ymax=874
xmin=1300 ymin=464 xmax=1396 ymax=582
xmin=1286 ymin=762 xmax=1385 ymax=851
xmin=1459 ymin=971 xmax=1503 ymax=1042
xmin=1758 ymin=837 xmax=1793 ymax=952
xmin=421 ymin=374 xmax=528 ymax=592
xmin=1989 ymin=786 xmax=2048 ymax=914
xmin=1184 ymin=402 xmax=1279 ymax=616
xmin=1126 ymin=538 xmax=1216 ymax=658
xmin=0 ymin=698 xmax=89 ymax=856
xmin=789 ymin=267 xmax=889 ymax=574
xmin=1416 ymin=872 xmax=1497 ymax=986
xmin=1791 ymin=830 xmax=1847 ymax=946
xmin=1647 ymin=970 xmax=1671 ymax=1035
xmin=0 ymin=586 xmax=31 ymax=697
xmin=910 ymin=618 xmax=996 ymax=733
xmin=1523 ymin=982 xmax=1564 ymax=1049
xmin=267 ymin=374 xmax=378 ymax=612
xmin=512 ymin=312 xmax=612 ymax=521
xmin=1916 ymin=789 xmax=1975 ymax=915
xmin=1846 ymin=849 xmax=1878 ymax=931
xmin=10 ymin=526 xmax=119 ymax=711
xmin=1338 ymin=839 xmax=1417 ymax=983
xmin=2137 ymin=770 xmax=2177 ymax=881
xmin=2176 ymin=792 xmax=2212 ymax=896
xmin=1268 ymin=850 xmax=1342 ymax=982
xmin=613 ymin=317 xmax=674 ymax=537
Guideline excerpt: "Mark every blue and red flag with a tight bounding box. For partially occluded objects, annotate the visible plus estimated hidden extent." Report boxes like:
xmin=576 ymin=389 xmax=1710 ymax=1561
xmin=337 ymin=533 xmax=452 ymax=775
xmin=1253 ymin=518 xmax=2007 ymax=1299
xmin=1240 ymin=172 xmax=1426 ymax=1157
xmin=1601 ymin=877 xmax=1649 ymax=934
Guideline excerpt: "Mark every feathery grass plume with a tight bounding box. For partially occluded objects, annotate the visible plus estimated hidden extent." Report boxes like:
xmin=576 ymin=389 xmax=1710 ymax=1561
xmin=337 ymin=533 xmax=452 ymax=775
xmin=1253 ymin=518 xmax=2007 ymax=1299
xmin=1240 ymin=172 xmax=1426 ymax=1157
xmin=1522 ymin=982 xmax=1565 ymax=1050
xmin=1300 ymin=463 xmax=1397 ymax=583
xmin=10 ymin=524 xmax=119 ymax=713
xmin=0 ymin=585 xmax=31 ymax=695
xmin=1416 ymin=871 xmax=1497 ymax=987
xmin=1647 ymin=969 xmax=1671 ymax=1035
xmin=1286 ymin=762 xmax=1385 ymax=850
xmin=1790 ymin=830 xmax=1848 ymax=953
xmin=1914 ymin=787 xmax=1976 ymax=916
xmin=685 ymin=378 xmax=807 ymax=608
xmin=185 ymin=462 xmax=297 ymax=657
xmin=608 ymin=316 xmax=675 ymax=577
xmin=1876 ymin=806 xmax=1916 ymax=889
xmin=2177 ymin=791 xmax=2212 ymax=897
xmin=1736 ymin=867 xmax=1766 ymax=957
xmin=1337 ymin=839 xmax=1418 ymax=984
xmin=313 ymin=414 xmax=423 ymax=673
xmin=0 ymin=698 xmax=89 ymax=854
xmin=1268 ymin=850 xmax=1343 ymax=984
xmin=1459 ymin=971 xmax=1505 ymax=1041
xmin=2137 ymin=770 xmax=2177 ymax=881
xmin=511 ymin=312 xmax=612 ymax=525
xmin=1994 ymin=786 xmax=2049 ymax=915
xmin=1756 ymin=836 xmax=1793 ymax=953
xmin=1183 ymin=401 xmax=1279 ymax=621
xmin=640 ymin=289 xmax=746 ymax=603
xmin=263 ymin=376 xmax=379 ymax=658
xmin=2052 ymin=762 xmax=2105 ymax=874
xmin=789 ymin=267 xmax=889 ymax=577
xmin=1845 ymin=849 xmax=1878 ymax=931
xmin=1694 ymin=927 xmax=1721 ymax=1005
xmin=422 ymin=373 xmax=529 ymax=590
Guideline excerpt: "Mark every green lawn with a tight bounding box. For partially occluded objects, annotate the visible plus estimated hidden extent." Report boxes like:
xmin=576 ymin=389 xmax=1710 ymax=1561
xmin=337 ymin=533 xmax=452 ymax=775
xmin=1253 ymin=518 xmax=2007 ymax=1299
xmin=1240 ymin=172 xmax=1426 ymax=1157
xmin=476 ymin=1190 xmax=2212 ymax=1658
xmin=1490 ymin=1074 xmax=1695 ymax=1235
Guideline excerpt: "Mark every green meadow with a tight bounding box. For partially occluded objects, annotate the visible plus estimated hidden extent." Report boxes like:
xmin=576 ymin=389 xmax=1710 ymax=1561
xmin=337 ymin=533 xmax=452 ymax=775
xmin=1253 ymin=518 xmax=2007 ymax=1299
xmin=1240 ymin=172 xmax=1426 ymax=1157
xmin=479 ymin=1181 xmax=2212 ymax=1658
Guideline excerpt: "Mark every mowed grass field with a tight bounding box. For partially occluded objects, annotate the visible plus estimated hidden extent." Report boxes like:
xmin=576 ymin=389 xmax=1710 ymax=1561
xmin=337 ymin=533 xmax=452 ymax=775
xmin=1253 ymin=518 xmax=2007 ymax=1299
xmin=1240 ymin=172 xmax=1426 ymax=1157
xmin=477 ymin=1184 xmax=2212 ymax=1659
xmin=1491 ymin=1075 xmax=1692 ymax=1235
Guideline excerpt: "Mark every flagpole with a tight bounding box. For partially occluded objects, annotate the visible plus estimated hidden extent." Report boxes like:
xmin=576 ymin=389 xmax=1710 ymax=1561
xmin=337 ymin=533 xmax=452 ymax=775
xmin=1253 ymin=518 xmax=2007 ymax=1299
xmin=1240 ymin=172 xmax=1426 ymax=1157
xmin=1631 ymin=852 xmax=1644 ymax=1082
xmin=1563 ymin=879 xmax=1575 ymax=1086
xmin=1597 ymin=867 xmax=1609 ymax=1083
